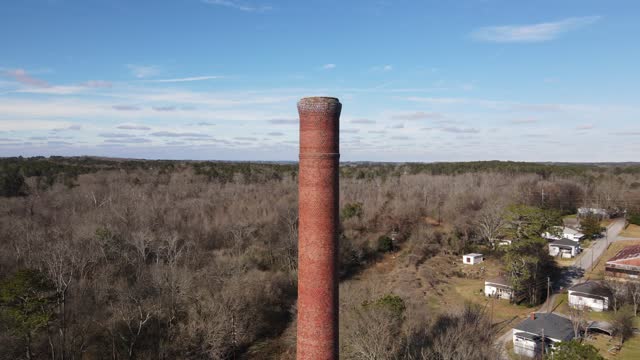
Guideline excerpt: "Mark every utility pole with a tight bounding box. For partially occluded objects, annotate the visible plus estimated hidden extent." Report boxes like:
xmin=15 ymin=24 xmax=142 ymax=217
xmin=541 ymin=327 xmax=545 ymax=357
xmin=547 ymin=277 xmax=551 ymax=313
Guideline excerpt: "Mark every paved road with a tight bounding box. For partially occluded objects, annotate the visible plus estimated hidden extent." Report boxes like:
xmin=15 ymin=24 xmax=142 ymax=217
xmin=575 ymin=218 xmax=627 ymax=272
xmin=495 ymin=218 xmax=629 ymax=358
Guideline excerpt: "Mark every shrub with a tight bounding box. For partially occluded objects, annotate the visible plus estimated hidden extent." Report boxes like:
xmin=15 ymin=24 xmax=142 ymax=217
xmin=362 ymin=294 xmax=406 ymax=317
xmin=377 ymin=235 xmax=394 ymax=253
xmin=341 ymin=202 xmax=363 ymax=220
xmin=0 ymin=168 xmax=26 ymax=197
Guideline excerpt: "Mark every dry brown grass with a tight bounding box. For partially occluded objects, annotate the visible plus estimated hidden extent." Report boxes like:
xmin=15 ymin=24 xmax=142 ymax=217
xmin=621 ymin=224 xmax=640 ymax=239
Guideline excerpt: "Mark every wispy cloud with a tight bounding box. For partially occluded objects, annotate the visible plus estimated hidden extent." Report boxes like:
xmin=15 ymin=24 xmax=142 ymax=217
xmin=147 ymin=75 xmax=223 ymax=83
xmin=5 ymin=69 xmax=49 ymax=87
xmin=576 ymin=124 xmax=593 ymax=130
xmin=610 ymin=131 xmax=640 ymax=136
xmin=342 ymin=129 xmax=360 ymax=134
xmin=471 ymin=16 xmax=601 ymax=43
xmin=99 ymin=133 xmax=137 ymax=138
xmin=152 ymin=106 xmax=176 ymax=111
xmin=52 ymin=124 xmax=82 ymax=132
xmin=267 ymin=132 xmax=284 ymax=136
xmin=322 ymin=63 xmax=336 ymax=70
xmin=0 ymin=120 xmax=71 ymax=131
xmin=439 ymin=126 xmax=479 ymax=134
xmin=391 ymin=111 xmax=443 ymax=120
xmin=127 ymin=64 xmax=160 ymax=78
xmin=351 ymin=118 xmax=376 ymax=124
xmin=268 ymin=119 xmax=297 ymax=125
xmin=510 ymin=119 xmax=538 ymax=125
xmin=117 ymin=124 xmax=151 ymax=130
xmin=371 ymin=64 xmax=393 ymax=72
xmin=82 ymin=80 xmax=112 ymax=88
xmin=48 ymin=141 xmax=73 ymax=146
xmin=202 ymin=0 xmax=272 ymax=12
xmin=151 ymin=131 xmax=210 ymax=138
xmin=113 ymin=105 xmax=141 ymax=111
xmin=104 ymin=138 xmax=151 ymax=144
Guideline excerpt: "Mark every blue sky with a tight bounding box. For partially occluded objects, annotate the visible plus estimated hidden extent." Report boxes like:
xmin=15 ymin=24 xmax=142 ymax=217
xmin=1 ymin=0 xmax=638 ymax=161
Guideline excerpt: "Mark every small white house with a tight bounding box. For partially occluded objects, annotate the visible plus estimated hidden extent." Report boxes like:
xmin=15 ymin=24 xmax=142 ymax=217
xmin=512 ymin=313 xmax=574 ymax=358
xmin=568 ymin=282 xmax=611 ymax=312
xmin=542 ymin=226 xmax=584 ymax=242
xmin=549 ymin=238 xmax=580 ymax=258
xmin=563 ymin=227 xmax=585 ymax=242
xmin=484 ymin=277 xmax=513 ymax=300
xmin=462 ymin=253 xmax=483 ymax=265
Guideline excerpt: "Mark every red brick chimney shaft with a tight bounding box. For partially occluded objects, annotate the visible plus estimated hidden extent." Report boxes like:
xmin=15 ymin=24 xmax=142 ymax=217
xmin=297 ymin=97 xmax=341 ymax=360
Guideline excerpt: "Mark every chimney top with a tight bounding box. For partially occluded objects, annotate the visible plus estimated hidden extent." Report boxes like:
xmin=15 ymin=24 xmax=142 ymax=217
xmin=530 ymin=313 xmax=536 ymax=320
xmin=297 ymin=97 xmax=342 ymax=113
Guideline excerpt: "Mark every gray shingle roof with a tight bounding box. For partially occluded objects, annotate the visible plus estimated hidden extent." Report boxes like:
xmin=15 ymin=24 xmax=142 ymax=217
xmin=569 ymin=281 xmax=611 ymax=299
xmin=550 ymin=238 xmax=579 ymax=247
xmin=514 ymin=313 xmax=574 ymax=341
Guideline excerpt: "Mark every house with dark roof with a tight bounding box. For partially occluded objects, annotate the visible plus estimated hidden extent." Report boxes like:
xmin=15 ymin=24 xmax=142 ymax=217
xmin=484 ymin=277 xmax=513 ymax=301
xmin=512 ymin=312 xmax=575 ymax=358
xmin=549 ymin=238 xmax=580 ymax=258
xmin=605 ymin=245 xmax=640 ymax=281
xmin=568 ymin=281 xmax=611 ymax=312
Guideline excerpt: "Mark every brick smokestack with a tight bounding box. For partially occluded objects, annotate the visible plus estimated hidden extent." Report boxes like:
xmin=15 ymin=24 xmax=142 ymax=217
xmin=297 ymin=97 xmax=341 ymax=360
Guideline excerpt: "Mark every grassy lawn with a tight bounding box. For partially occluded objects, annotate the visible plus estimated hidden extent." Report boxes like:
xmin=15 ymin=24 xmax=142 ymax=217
xmin=556 ymin=256 xmax=577 ymax=268
xmin=618 ymin=335 xmax=640 ymax=359
xmin=585 ymin=240 xmax=640 ymax=280
xmin=621 ymin=224 xmax=640 ymax=238
xmin=453 ymin=276 xmax=534 ymax=324
xmin=588 ymin=334 xmax=640 ymax=360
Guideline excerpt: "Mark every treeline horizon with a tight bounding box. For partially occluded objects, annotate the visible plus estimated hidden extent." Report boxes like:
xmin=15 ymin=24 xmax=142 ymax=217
xmin=1 ymin=155 xmax=639 ymax=359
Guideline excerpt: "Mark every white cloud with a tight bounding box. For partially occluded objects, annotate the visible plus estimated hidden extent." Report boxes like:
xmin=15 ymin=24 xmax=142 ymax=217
xmin=202 ymin=0 xmax=271 ymax=12
xmin=391 ymin=111 xmax=443 ymax=120
xmin=322 ymin=63 xmax=336 ymax=70
xmin=372 ymin=64 xmax=393 ymax=72
xmin=351 ymin=119 xmax=376 ymax=124
xmin=151 ymin=131 xmax=211 ymax=138
xmin=117 ymin=124 xmax=151 ymax=130
xmin=510 ymin=119 xmax=538 ymax=125
xmin=0 ymin=120 xmax=72 ymax=131
xmin=147 ymin=75 xmax=223 ymax=83
xmin=4 ymin=69 xmax=49 ymax=87
xmin=471 ymin=16 xmax=601 ymax=43
xmin=127 ymin=64 xmax=160 ymax=78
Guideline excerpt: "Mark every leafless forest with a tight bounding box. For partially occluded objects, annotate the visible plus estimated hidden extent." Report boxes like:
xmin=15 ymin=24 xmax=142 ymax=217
xmin=1 ymin=158 xmax=639 ymax=359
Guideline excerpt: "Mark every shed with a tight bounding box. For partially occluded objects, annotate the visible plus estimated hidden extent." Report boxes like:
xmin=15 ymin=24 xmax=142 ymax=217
xmin=462 ymin=253 xmax=484 ymax=265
